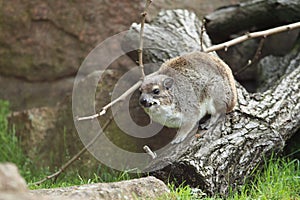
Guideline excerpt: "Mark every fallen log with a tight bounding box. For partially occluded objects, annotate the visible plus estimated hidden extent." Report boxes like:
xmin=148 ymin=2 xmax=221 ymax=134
xmin=123 ymin=9 xmax=300 ymax=195
xmin=205 ymin=0 xmax=300 ymax=43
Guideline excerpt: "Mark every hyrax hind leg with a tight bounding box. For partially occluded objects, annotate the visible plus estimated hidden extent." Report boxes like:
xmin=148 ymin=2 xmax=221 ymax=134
xmin=199 ymin=112 xmax=225 ymax=130
xmin=199 ymin=99 xmax=227 ymax=130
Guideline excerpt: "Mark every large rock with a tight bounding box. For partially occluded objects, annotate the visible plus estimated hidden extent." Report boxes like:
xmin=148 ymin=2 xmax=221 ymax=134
xmin=0 ymin=163 xmax=51 ymax=200
xmin=7 ymin=69 xmax=145 ymax=170
xmin=148 ymin=0 xmax=241 ymax=21
xmin=0 ymin=163 xmax=28 ymax=193
xmin=0 ymin=0 xmax=139 ymax=111
xmin=0 ymin=0 xmax=241 ymax=111
xmin=0 ymin=76 xmax=75 ymax=110
xmin=0 ymin=0 xmax=140 ymax=81
xmin=31 ymin=176 xmax=169 ymax=200
xmin=0 ymin=163 xmax=168 ymax=200
xmin=7 ymin=96 xmax=98 ymax=170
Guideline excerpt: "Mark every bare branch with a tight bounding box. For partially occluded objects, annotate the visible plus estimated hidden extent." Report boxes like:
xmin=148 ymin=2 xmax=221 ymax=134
xmin=31 ymin=115 xmax=114 ymax=185
xmin=77 ymin=0 xmax=154 ymax=122
xmin=78 ymin=22 xmax=300 ymax=122
xmin=143 ymin=145 xmax=157 ymax=159
xmin=234 ymin=37 xmax=266 ymax=76
xmin=205 ymin=21 xmax=300 ymax=53
xmin=200 ymin=18 xmax=206 ymax=52
xmin=76 ymin=113 xmax=100 ymax=121
xmin=77 ymin=80 xmax=143 ymax=121
xmin=138 ymin=0 xmax=153 ymax=79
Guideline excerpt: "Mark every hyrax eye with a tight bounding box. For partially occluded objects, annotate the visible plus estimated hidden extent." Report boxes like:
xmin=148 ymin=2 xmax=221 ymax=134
xmin=152 ymin=88 xmax=160 ymax=95
xmin=139 ymin=88 xmax=143 ymax=94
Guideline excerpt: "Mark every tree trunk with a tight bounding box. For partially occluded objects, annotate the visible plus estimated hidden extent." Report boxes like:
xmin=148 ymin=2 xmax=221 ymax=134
xmin=123 ymin=9 xmax=300 ymax=195
xmin=145 ymin=69 xmax=299 ymax=195
xmin=122 ymin=9 xmax=212 ymax=72
xmin=205 ymin=0 xmax=300 ymax=43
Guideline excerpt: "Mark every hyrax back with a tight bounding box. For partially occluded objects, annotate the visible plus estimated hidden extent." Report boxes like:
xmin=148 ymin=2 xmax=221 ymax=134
xmin=139 ymin=51 xmax=237 ymax=144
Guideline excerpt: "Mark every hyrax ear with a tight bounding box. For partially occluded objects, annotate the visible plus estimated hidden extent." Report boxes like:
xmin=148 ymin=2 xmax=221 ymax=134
xmin=163 ymin=77 xmax=174 ymax=90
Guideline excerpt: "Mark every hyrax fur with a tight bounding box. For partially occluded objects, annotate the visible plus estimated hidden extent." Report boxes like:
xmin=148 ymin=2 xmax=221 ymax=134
xmin=139 ymin=51 xmax=237 ymax=144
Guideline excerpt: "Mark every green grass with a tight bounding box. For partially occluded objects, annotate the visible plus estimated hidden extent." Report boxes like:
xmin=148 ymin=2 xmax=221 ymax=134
xmin=231 ymin=157 xmax=300 ymax=200
xmin=162 ymin=157 xmax=300 ymax=200
xmin=165 ymin=182 xmax=194 ymax=200
xmin=0 ymin=100 xmax=134 ymax=190
xmin=0 ymin=100 xmax=23 ymax=164
xmin=28 ymin=166 xmax=136 ymax=190
xmin=0 ymin=99 xmax=299 ymax=199
xmin=0 ymin=100 xmax=34 ymax=180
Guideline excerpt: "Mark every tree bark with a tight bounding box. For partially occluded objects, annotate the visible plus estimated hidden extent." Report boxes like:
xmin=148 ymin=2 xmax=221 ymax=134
xmin=122 ymin=9 xmax=212 ymax=73
xmin=145 ymin=68 xmax=299 ymax=195
xmin=123 ymin=9 xmax=300 ymax=195
xmin=205 ymin=0 xmax=300 ymax=43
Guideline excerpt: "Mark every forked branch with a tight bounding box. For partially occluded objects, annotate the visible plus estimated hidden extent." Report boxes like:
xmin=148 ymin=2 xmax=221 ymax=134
xmin=32 ymin=114 xmax=115 ymax=185
xmin=200 ymin=18 xmax=206 ymax=52
xmin=234 ymin=37 xmax=266 ymax=76
xmin=138 ymin=0 xmax=153 ymax=79
xmin=77 ymin=80 xmax=143 ymax=121
xmin=204 ymin=21 xmax=300 ymax=53
xmin=77 ymin=21 xmax=300 ymax=121
xmin=77 ymin=0 xmax=153 ymax=121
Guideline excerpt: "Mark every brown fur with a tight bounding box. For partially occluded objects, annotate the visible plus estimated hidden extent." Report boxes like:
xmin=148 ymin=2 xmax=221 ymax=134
xmin=206 ymin=53 xmax=237 ymax=112
xmin=139 ymin=51 xmax=237 ymax=143
xmin=162 ymin=56 xmax=188 ymax=71
xmin=160 ymin=52 xmax=236 ymax=112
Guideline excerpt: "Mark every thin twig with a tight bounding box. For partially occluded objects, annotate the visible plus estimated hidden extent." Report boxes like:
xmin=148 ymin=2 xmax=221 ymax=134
xmin=77 ymin=80 xmax=143 ymax=121
xmin=76 ymin=113 xmax=100 ymax=121
xmin=204 ymin=21 xmax=300 ymax=53
xmin=138 ymin=0 xmax=152 ymax=79
xmin=143 ymin=145 xmax=157 ymax=159
xmin=234 ymin=37 xmax=266 ymax=76
xmin=77 ymin=0 xmax=154 ymax=122
xmin=31 ymin=115 xmax=114 ymax=186
xmin=200 ymin=18 xmax=206 ymax=52
xmin=33 ymin=21 xmax=300 ymax=186
xmin=77 ymin=21 xmax=300 ymax=121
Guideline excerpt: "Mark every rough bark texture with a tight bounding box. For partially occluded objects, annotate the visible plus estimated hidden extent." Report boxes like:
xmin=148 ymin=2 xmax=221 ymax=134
xmin=146 ymin=65 xmax=299 ymax=195
xmin=204 ymin=0 xmax=300 ymax=93
xmin=122 ymin=9 xmax=212 ymax=73
xmin=124 ymin=9 xmax=300 ymax=195
xmin=257 ymin=46 xmax=300 ymax=92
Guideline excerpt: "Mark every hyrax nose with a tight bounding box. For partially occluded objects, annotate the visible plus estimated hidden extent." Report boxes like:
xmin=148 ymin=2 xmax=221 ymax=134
xmin=139 ymin=97 xmax=152 ymax=108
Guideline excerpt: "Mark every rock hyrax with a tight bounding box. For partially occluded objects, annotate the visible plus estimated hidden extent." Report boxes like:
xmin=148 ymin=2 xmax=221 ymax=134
xmin=139 ymin=51 xmax=237 ymax=144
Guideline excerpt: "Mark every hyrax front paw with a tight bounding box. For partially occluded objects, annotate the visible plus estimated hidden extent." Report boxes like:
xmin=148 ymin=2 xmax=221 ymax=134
xmin=171 ymin=133 xmax=188 ymax=144
xmin=171 ymin=136 xmax=185 ymax=144
xmin=199 ymin=120 xmax=211 ymax=130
